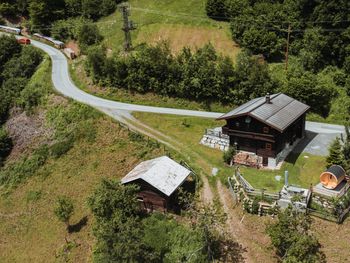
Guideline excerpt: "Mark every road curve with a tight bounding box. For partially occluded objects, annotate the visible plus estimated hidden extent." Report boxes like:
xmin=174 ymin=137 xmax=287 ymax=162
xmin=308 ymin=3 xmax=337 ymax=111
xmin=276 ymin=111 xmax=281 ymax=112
xmin=27 ymin=38 xmax=345 ymax=138
xmin=29 ymin=39 xmax=223 ymax=119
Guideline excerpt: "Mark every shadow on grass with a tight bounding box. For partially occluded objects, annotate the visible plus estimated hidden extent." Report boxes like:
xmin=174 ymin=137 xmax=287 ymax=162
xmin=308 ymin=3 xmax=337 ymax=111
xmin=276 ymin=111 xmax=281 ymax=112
xmin=217 ymin=238 xmax=247 ymax=263
xmin=68 ymin=216 xmax=88 ymax=233
xmin=286 ymin=131 xmax=318 ymax=165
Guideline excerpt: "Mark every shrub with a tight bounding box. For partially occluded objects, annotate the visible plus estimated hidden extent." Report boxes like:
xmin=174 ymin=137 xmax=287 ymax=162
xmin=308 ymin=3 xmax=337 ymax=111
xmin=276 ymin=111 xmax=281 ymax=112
xmin=0 ymin=128 xmax=12 ymax=166
xmin=223 ymin=146 xmax=236 ymax=165
xmin=17 ymin=83 xmax=46 ymax=111
xmin=78 ymin=24 xmax=103 ymax=51
xmin=50 ymin=137 xmax=75 ymax=159
xmin=0 ymin=144 xmax=49 ymax=188
xmin=26 ymin=190 xmax=42 ymax=203
xmin=54 ymin=196 xmax=74 ymax=229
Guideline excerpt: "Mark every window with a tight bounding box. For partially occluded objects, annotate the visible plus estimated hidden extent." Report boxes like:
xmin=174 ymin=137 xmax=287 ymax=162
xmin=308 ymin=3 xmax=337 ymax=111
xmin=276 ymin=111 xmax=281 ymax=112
xmin=263 ymin=127 xmax=269 ymax=133
xmin=265 ymin=143 xmax=272 ymax=150
xmin=235 ymin=121 xmax=240 ymax=127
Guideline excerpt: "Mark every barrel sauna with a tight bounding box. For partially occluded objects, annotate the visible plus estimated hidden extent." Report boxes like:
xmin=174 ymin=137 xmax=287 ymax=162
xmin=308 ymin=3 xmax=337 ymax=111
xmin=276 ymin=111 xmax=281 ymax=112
xmin=320 ymin=165 xmax=346 ymax=189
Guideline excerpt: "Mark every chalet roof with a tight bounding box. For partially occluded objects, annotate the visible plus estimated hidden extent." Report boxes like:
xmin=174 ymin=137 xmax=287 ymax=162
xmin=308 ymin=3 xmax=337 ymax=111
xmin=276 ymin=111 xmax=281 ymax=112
xmin=121 ymin=156 xmax=191 ymax=197
xmin=217 ymin=93 xmax=310 ymax=132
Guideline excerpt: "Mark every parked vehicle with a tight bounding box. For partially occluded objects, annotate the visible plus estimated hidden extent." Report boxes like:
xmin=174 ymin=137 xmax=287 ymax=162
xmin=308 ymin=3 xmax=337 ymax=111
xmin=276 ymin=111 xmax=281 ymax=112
xmin=63 ymin=48 xmax=76 ymax=60
xmin=17 ymin=37 xmax=31 ymax=45
xmin=33 ymin=33 xmax=65 ymax=49
xmin=0 ymin=25 xmax=21 ymax=35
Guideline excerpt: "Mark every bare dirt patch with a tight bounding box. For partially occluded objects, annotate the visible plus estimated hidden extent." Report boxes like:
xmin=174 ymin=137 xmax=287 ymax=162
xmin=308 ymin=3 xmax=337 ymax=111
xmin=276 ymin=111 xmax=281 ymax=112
xmin=5 ymin=108 xmax=54 ymax=160
xmin=312 ymin=217 xmax=350 ymax=263
xmin=216 ymin=181 xmax=276 ymax=263
xmin=66 ymin=41 xmax=80 ymax=56
xmin=136 ymin=24 xmax=240 ymax=60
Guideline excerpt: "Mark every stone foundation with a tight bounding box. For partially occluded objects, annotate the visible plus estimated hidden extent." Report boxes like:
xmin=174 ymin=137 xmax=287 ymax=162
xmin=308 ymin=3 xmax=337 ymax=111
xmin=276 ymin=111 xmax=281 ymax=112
xmin=200 ymin=134 xmax=229 ymax=151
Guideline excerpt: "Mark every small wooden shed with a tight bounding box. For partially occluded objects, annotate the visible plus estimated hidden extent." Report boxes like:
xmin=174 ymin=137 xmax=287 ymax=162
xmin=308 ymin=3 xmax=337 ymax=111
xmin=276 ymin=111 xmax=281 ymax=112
xmin=320 ymin=165 xmax=346 ymax=189
xmin=121 ymin=156 xmax=191 ymax=212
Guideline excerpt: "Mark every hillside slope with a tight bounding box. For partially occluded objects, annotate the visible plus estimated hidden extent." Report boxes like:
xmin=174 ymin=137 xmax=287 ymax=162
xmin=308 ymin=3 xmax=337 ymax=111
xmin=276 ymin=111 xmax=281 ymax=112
xmin=98 ymin=0 xmax=239 ymax=59
xmin=0 ymin=56 xmax=167 ymax=262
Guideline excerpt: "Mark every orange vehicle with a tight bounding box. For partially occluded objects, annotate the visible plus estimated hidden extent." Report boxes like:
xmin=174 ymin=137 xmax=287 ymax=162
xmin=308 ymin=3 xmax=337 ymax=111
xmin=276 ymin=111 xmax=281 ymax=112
xmin=17 ymin=38 xmax=31 ymax=45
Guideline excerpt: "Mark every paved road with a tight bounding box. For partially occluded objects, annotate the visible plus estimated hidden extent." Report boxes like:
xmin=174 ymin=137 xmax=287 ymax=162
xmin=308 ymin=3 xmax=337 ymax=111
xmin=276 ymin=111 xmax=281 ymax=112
xmin=29 ymin=39 xmax=222 ymax=118
xmin=27 ymin=38 xmax=345 ymax=155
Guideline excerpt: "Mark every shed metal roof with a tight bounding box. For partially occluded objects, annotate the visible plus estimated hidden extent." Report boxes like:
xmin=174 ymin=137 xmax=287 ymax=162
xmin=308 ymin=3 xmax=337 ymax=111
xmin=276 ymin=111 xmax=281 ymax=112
xmin=121 ymin=156 xmax=191 ymax=196
xmin=217 ymin=93 xmax=310 ymax=132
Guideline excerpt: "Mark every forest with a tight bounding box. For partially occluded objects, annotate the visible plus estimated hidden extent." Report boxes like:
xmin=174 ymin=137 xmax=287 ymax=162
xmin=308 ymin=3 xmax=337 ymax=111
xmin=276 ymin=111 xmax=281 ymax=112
xmin=0 ymin=35 xmax=43 ymax=166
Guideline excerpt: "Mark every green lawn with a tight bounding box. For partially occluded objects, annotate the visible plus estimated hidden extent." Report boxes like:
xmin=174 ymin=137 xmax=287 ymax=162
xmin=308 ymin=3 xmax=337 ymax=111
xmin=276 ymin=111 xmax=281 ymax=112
xmin=97 ymin=0 xmax=239 ymax=59
xmin=240 ymin=153 xmax=326 ymax=192
xmin=133 ymin=112 xmax=327 ymax=191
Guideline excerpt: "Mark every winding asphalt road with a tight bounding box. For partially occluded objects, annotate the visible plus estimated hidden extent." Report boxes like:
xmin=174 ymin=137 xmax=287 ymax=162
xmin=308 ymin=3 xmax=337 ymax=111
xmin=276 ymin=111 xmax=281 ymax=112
xmin=30 ymin=39 xmax=222 ymax=118
xmin=26 ymin=37 xmax=345 ymax=156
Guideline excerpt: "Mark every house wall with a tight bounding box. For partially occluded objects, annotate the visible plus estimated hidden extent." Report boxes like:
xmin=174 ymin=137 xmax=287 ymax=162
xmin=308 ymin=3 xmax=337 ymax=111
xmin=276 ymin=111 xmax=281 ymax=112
xmin=222 ymin=114 xmax=306 ymax=160
xmin=126 ymin=179 xmax=169 ymax=212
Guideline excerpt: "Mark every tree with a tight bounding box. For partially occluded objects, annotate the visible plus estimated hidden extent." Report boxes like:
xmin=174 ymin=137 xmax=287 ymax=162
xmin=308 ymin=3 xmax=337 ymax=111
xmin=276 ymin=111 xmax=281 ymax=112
xmin=85 ymin=46 xmax=107 ymax=82
xmin=341 ymin=127 xmax=350 ymax=173
xmin=282 ymin=71 xmax=334 ymax=117
xmin=326 ymin=137 xmax=344 ymax=168
xmin=189 ymin=201 xmax=227 ymax=261
xmin=266 ymin=207 xmax=325 ymax=263
xmin=54 ymin=196 xmax=74 ymax=229
xmin=65 ymin=0 xmax=82 ymax=17
xmin=28 ymin=0 xmax=49 ymax=33
xmin=233 ymin=51 xmax=276 ymax=104
xmin=78 ymin=23 xmax=103 ymax=51
xmin=0 ymin=35 xmax=21 ymax=76
xmin=0 ymin=128 xmax=12 ymax=166
xmin=299 ymin=28 xmax=327 ymax=72
xmin=87 ymin=179 xmax=149 ymax=262
xmin=206 ymin=0 xmax=228 ymax=20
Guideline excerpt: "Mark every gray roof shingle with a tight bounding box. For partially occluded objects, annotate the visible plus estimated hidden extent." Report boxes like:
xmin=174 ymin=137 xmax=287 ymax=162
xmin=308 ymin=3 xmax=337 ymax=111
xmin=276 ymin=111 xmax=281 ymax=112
xmin=121 ymin=156 xmax=191 ymax=196
xmin=217 ymin=93 xmax=310 ymax=132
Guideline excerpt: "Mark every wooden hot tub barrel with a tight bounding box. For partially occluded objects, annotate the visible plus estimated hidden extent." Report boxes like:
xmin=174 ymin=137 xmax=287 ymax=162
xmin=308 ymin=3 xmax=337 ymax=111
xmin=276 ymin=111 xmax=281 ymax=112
xmin=320 ymin=165 xmax=346 ymax=190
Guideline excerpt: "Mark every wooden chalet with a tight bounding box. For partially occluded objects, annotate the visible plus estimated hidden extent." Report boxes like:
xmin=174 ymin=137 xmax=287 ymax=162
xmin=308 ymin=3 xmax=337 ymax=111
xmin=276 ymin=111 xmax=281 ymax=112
xmin=121 ymin=156 xmax=191 ymax=212
xmin=217 ymin=93 xmax=310 ymax=166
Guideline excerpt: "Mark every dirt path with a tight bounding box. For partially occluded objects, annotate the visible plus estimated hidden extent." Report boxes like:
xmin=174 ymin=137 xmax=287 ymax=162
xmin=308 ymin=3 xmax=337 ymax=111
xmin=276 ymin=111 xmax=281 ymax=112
xmin=117 ymin=112 xmax=273 ymax=263
xmin=216 ymin=181 xmax=276 ymax=263
xmin=201 ymin=176 xmax=214 ymax=204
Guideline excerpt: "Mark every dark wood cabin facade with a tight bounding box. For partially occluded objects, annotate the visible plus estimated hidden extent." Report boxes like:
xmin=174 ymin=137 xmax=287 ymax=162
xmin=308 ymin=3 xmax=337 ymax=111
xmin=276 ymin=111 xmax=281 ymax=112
xmin=218 ymin=93 xmax=309 ymax=165
xmin=127 ymin=179 xmax=171 ymax=212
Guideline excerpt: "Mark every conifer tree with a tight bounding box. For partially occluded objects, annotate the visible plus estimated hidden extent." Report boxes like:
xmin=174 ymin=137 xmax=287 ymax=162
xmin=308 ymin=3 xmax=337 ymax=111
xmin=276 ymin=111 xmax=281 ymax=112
xmin=326 ymin=137 xmax=344 ymax=168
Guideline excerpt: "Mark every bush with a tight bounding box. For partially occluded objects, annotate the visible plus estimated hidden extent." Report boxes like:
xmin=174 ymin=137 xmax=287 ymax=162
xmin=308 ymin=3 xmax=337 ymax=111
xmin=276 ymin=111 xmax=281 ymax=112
xmin=17 ymin=83 xmax=46 ymax=111
xmin=0 ymin=128 xmax=12 ymax=166
xmin=206 ymin=0 xmax=229 ymax=20
xmin=223 ymin=146 xmax=236 ymax=165
xmin=50 ymin=137 xmax=75 ymax=159
xmin=0 ymin=144 xmax=49 ymax=188
xmin=54 ymin=196 xmax=74 ymax=228
xmin=78 ymin=23 xmax=103 ymax=50
xmin=51 ymin=17 xmax=91 ymax=41
xmin=2 ymin=47 xmax=43 ymax=80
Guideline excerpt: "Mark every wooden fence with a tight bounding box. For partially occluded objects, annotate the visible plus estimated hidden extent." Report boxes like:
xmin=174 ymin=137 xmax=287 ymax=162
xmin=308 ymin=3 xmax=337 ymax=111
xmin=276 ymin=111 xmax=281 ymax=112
xmin=235 ymin=170 xmax=280 ymax=201
xmin=307 ymin=205 xmax=350 ymax=224
xmin=227 ymin=177 xmax=238 ymax=205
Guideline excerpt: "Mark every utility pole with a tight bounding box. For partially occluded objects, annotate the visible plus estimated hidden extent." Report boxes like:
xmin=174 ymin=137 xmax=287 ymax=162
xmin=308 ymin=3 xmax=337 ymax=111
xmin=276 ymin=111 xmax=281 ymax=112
xmin=118 ymin=3 xmax=136 ymax=51
xmin=285 ymin=24 xmax=291 ymax=72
